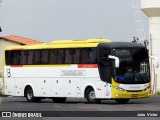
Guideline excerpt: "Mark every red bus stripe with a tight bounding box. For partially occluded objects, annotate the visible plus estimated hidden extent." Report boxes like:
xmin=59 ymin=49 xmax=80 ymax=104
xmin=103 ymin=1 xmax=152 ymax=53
xmin=10 ymin=65 xmax=23 ymax=67
xmin=78 ymin=64 xmax=98 ymax=68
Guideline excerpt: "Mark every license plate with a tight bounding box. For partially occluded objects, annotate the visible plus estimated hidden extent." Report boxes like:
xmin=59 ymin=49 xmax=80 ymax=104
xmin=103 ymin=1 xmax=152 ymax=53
xmin=131 ymin=94 xmax=138 ymax=97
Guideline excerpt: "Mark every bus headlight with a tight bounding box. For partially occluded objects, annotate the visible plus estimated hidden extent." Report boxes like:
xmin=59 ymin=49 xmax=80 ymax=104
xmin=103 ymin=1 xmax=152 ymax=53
xmin=114 ymin=86 xmax=125 ymax=92
xmin=144 ymin=86 xmax=150 ymax=91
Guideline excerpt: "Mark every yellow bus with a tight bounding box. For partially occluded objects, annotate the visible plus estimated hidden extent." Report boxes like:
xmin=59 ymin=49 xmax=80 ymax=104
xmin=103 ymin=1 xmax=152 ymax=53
xmin=3 ymin=39 xmax=151 ymax=103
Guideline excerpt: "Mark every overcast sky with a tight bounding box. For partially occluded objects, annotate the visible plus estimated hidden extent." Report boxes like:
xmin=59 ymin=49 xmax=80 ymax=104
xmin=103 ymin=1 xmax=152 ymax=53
xmin=0 ymin=0 xmax=148 ymax=42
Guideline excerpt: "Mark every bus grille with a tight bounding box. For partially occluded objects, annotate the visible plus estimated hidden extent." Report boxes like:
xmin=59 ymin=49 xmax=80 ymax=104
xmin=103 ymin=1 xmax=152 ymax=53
xmin=126 ymin=90 xmax=143 ymax=92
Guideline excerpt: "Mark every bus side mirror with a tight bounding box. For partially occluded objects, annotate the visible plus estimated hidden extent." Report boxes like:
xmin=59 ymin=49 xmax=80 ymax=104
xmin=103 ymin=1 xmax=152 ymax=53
xmin=108 ymin=55 xmax=119 ymax=68
xmin=149 ymin=55 xmax=159 ymax=68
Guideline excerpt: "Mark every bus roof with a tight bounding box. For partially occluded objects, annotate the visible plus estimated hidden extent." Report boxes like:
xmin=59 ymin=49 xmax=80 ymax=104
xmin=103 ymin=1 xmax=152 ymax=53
xmin=5 ymin=38 xmax=111 ymax=50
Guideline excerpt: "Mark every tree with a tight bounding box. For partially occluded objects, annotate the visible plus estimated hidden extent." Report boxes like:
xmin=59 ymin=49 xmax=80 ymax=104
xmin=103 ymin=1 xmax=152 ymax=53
xmin=132 ymin=36 xmax=149 ymax=49
xmin=132 ymin=36 xmax=139 ymax=43
xmin=0 ymin=0 xmax=2 ymax=5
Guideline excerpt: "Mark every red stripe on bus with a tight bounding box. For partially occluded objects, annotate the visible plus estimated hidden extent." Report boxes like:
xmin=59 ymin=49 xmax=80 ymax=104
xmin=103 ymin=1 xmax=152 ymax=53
xmin=78 ymin=64 xmax=98 ymax=68
xmin=10 ymin=65 xmax=23 ymax=67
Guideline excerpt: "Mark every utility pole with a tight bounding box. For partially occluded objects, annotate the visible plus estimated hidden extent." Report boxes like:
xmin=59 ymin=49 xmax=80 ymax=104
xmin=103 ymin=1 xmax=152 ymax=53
xmin=0 ymin=0 xmax=2 ymax=32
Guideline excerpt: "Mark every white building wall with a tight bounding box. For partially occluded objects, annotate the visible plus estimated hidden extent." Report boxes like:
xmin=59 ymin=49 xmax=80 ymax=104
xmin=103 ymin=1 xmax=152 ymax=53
xmin=141 ymin=0 xmax=160 ymax=92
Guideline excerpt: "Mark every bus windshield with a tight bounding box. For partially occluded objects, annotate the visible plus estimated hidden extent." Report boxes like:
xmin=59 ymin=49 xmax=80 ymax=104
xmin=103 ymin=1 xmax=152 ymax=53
xmin=112 ymin=48 xmax=150 ymax=84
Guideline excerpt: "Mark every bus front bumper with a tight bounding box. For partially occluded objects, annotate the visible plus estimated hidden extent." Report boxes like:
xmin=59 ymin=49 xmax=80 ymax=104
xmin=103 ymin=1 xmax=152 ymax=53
xmin=111 ymin=88 xmax=151 ymax=99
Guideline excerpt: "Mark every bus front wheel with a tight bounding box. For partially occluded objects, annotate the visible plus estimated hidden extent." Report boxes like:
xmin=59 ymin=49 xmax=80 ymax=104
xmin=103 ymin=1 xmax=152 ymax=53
xmin=115 ymin=99 xmax=129 ymax=104
xmin=85 ymin=88 xmax=101 ymax=104
xmin=25 ymin=87 xmax=41 ymax=102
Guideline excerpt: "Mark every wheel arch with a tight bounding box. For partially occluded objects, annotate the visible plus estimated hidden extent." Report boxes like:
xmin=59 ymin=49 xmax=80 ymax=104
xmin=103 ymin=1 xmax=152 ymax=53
xmin=24 ymin=83 xmax=34 ymax=97
xmin=84 ymin=84 xmax=96 ymax=98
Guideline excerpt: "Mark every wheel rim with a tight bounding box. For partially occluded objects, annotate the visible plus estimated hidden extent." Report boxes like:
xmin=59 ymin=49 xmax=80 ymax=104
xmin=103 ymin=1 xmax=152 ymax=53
xmin=27 ymin=89 xmax=33 ymax=100
xmin=89 ymin=91 xmax=95 ymax=101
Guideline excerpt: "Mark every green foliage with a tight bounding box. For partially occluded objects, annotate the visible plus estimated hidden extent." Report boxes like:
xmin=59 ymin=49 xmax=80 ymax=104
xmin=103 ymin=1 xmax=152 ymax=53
xmin=155 ymin=91 xmax=160 ymax=96
xmin=132 ymin=36 xmax=149 ymax=49
xmin=0 ymin=92 xmax=3 ymax=96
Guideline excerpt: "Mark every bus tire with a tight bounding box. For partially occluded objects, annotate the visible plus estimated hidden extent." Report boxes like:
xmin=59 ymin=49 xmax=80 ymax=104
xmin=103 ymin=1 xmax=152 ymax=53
xmin=85 ymin=88 xmax=101 ymax=104
xmin=25 ymin=87 xmax=41 ymax=102
xmin=52 ymin=97 xmax=66 ymax=103
xmin=115 ymin=99 xmax=129 ymax=104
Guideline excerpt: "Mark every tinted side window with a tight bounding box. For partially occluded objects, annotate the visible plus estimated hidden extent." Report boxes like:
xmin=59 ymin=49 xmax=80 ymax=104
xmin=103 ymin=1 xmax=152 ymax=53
xmin=5 ymin=51 xmax=12 ymax=65
xmin=33 ymin=50 xmax=41 ymax=64
xmin=27 ymin=51 xmax=33 ymax=64
xmin=80 ymin=49 xmax=87 ymax=63
xmin=65 ymin=49 xmax=72 ymax=64
xmin=13 ymin=51 xmax=21 ymax=65
xmin=80 ymin=48 xmax=97 ymax=64
xmin=73 ymin=49 xmax=80 ymax=64
xmin=20 ymin=51 xmax=27 ymax=65
xmin=57 ymin=49 xmax=65 ymax=64
xmin=41 ymin=50 xmax=49 ymax=64
xmin=5 ymin=48 xmax=97 ymax=65
xmin=5 ymin=50 xmax=21 ymax=65
xmin=49 ymin=49 xmax=58 ymax=64
xmin=87 ymin=48 xmax=97 ymax=63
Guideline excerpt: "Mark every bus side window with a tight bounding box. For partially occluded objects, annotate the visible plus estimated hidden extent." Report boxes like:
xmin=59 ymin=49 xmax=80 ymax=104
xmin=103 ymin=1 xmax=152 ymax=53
xmin=80 ymin=49 xmax=87 ymax=64
xmin=20 ymin=51 xmax=27 ymax=65
xmin=57 ymin=49 xmax=65 ymax=64
xmin=65 ymin=49 xmax=72 ymax=64
xmin=41 ymin=50 xmax=49 ymax=64
xmin=12 ymin=51 xmax=21 ymax=65
xmin=49 ymin=49 xmax=58 ymax=64
xmin=33 ymin=50 xmax=41 ymax=64
xmin=27 ymin=50 xmax=34 ymax=65
xmin=73 ymin=49 xmax=80 ymax=64
xmin=5 ymin=51 xmax=12 ymax=65
xmin=87 ymin=48 xmax=97 ymax=64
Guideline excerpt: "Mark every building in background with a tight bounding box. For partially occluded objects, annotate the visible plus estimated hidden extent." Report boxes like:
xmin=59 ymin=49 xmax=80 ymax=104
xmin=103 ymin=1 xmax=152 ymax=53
xmin=0 ymin=35 xmax=43 ymax=74
xmin=141 ymin=0 xmax=160 ymax=92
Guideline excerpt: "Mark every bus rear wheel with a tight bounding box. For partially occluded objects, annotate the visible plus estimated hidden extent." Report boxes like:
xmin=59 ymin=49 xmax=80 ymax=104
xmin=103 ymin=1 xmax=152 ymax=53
xmin=115 ymin=99 xmax=129 ymax=104
xmin=52 ymin=97 xmax=66 ymax=103
xmin=85 ymin=88 xmax=101 ymax=104
xmin=25 ymin=87 xmax=41 ymax=102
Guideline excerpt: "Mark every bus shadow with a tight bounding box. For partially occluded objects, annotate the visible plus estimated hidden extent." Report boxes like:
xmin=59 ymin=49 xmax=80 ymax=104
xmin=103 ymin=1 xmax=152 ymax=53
xmin=4 ymin=97 xmax=151 ymax=105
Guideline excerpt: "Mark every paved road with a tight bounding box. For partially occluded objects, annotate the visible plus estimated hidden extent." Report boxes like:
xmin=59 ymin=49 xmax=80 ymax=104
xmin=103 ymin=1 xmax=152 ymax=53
xmin=0 ymin=96 xmax=159 ymax=120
